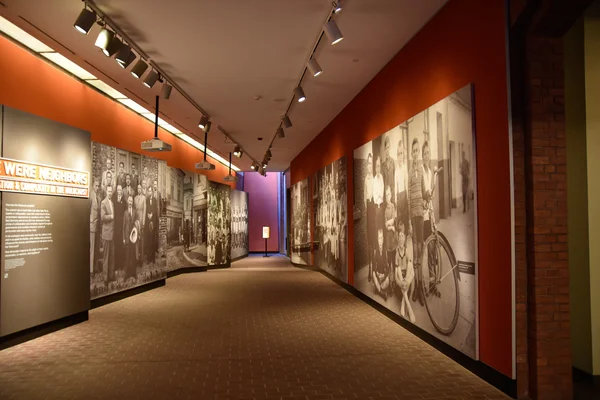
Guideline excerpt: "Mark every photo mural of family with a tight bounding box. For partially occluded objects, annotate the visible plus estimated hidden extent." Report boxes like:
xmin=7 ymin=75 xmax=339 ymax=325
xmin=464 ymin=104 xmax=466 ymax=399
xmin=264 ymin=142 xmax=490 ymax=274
xmin=291 ymin=177 xmax=310 ymax=265
xmin=165 ymin=168 xmax=209 ymax=271
xmin=353 ymin=84 xmax=478 ymax=358
xmin=90 ymin=142 xmax=167 ymax=299
xmin=230 ymin=190 xmax=249 ymax=260
xmin=312 ymin=157 xmax=348 ymax=282
xmin=207 ymin=181 xmax=231 ymax=266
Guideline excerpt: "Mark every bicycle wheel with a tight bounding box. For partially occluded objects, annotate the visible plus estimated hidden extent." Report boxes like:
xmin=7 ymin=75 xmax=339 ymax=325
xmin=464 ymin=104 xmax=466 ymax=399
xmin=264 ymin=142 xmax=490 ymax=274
xmin=420 ymin=232 xmax=460 ymax=335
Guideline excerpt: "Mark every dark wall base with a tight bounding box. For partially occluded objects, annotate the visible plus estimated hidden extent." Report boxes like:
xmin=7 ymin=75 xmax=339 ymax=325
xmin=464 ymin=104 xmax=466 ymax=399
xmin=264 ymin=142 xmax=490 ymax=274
xmin=231 ymin=254 xmax=249 ymax=263
xmin=0 ymin=311 xmax=88 ymax=351
xmin=167 ymin=267 xmax=207 ymax=279
xmin=205 ymin=264 xmax=230 ymax=270
xmin=573 ymin=367 xmax=600 ymax=399
xmin=249 ymin=251 xmax=279 ymax=254
xmin=91 ymin=279 xmax=166 ymax=309
xmin=308 ymin=266 xmax=517 ymax=399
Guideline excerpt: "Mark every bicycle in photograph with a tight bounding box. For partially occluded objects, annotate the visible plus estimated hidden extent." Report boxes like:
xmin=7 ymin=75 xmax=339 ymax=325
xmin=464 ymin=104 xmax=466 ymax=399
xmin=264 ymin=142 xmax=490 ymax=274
xmin=419 ymin=167 xmax=461 ymax=336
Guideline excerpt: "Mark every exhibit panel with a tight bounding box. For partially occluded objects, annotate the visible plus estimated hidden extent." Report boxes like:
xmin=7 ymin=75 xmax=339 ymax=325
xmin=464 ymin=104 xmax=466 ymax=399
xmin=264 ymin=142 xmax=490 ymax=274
xmin=90 ymin=142 xmax=167 ymax=300
xmin=312 ymin=157 xmax=348 ymax=282
xmin=207 ymin=181 xmax=231 ymax=266
xmin=165 ymin=168 xmax=208 ymax=271
xmin=230 ymin=190 xmax=249 ymax=260
xmin=352 ymin=84 xmax=478 ymax=358
xmin=0 ymin=106 xmax=91 ymax=337
xmin=290 ymin=177 xmax=310 ymax=265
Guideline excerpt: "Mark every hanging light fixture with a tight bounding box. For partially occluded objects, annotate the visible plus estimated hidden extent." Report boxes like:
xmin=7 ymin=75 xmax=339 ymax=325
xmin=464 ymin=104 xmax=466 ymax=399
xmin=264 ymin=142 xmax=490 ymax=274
xmin=94 ymin=27 xmax=114 ymax=53
xmin=198 ymin=115 xmax=209 ymax=130
xmin=104 ymin=36 xmax=122 ymax=57
xmin=324 ymin=20 xmax=344 ymax=45
xmin=116 ymin=44 xmax=135 ymax=68
xmin=333 ymin=0 xmax=343 ymax=13
xmin=294 ymin=86 xmax=306 ymax=102
xmin=233 ymin=145 xmax=243 ymax=158
xmin=130 ymin=59 xmax=148 ymax=79
xmin=143 ymin=70 xmax=159 ymax=88
xmin=74 ymin=8 xmax=96 ymax=35
xmin=277 ymin=127 xmax=285 ymax=138
xmin=282 ymin=115 xmax=292 ymax=128
xmin=161 ymin=82 xmax=173 ymax=99
xmin=307 ymin=58 xmax=323 ymax=77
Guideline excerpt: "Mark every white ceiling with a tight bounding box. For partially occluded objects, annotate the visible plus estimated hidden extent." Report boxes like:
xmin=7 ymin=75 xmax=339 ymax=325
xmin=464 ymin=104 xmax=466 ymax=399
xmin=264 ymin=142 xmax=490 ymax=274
xmin=0 ymin=0 xmax=447 ymax=171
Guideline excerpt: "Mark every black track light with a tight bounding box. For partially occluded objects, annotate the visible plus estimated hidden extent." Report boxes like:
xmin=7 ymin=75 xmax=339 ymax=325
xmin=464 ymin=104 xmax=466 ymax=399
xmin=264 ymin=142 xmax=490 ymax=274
xmin=74 ymin=8 xmax=96 ymax=35
xmin=116 ymin=45 xmax=135 ymax=68
xmin=205 ymin=121 xmax=212 ymax=133
xmin=307 ymin=58 xmax=323 ymax=77
xmin=131 ymin=59 xmax=148 ymax=79
xmin=277 ymin=127 xmax=285 ymax=138
xmin=233 ymin=145 xmax=243 ymax=158
xmin=143 ymin=70 xmax=159 ymax=88
xmin=198 ymin=115 xmax=209 ymax=130
xmin=282 ymin=115 xmax=292 ymax=128
xmin=95 ymin=28 xmax=114 ymax=54
xmin=104 ymin=36 xmax=122 ymax=57
xmin=266 ymin=149 xmax=272 ymax=159
xmin=333 ymin=0 xmax=343 ymax=13
xmin=294 ymin=86 xmax=306 ymax=102
xmin=161 ymin=82 xmax=173 ymax=99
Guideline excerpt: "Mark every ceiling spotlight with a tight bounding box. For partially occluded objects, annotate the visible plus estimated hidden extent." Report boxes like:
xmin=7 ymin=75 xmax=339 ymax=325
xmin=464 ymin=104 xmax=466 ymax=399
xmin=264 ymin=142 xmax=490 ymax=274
xmin=266 ymin=149 xmax=272 ymax=159
xmin=333 ymin=0 xmax=343 ymax=13
xmin=277 ymin=127 xmax=285 ymax=138
xmin=74 ymin=8 xmax=96 ymax=35
xmin=294 ymin=86 xmax=306 ymax=103
xmin=143 ymin=70 xmax=159 ymax=88
xmin=251 ymin=162 xmax=257 ymax=170
xmin=104 ymin=36 xmax=122 ymax=57
xmin=282 ymin=115 xmax=292 ymax=128
xmin=131 ymin=59 xmax=148 ymax=79
xmin=262 ymin=161 xmax=268 ymax=169
xmin=116 ymin=45 xmax=135 ymax=68
xmin=205 ymin=121 xmax=212 ymax=133
xmin=161 ymin=82 xmax=173 ymax=99
xmin=307 ymin=58 xmax=323 ymax=77
xmin=324 ymin=20 xmax=344 ymax=45
xmin=198 ymin=115 xmax=209 ymax=130
xmin=94 ymin=28 xmax=114 ymax=54
xmin=233 ymin=145 xmax=243 ymax=158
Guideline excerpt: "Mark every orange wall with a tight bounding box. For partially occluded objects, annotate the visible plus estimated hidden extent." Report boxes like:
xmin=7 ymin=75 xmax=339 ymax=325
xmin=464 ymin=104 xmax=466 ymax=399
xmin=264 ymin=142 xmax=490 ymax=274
xmin=0 ymin=36 xmax=235 ymax=187
xmin=290 ymin=0 xmax=512 ymax=377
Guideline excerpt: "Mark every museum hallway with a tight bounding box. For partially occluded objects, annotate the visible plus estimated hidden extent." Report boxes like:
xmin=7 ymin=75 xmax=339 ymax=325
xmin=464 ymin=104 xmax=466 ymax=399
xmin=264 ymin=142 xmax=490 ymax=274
xmin=0 ymin=255 xmax=508 ymax=400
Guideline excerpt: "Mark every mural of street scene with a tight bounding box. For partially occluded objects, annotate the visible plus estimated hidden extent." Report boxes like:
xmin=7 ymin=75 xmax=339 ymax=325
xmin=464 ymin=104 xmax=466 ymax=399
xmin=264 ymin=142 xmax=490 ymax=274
xmin=165 ymin=168 xmax=208 ymax=271
xmin=230 ymin=190 xmax=249 ymax=260
xmin=90 ymin=142 xmax=167 ymax=299
xmin=312 ymin=157 xmax=348 ymax=282
xmin=291 ymin=177 xmax=310 ymax=265
xmin=207 ymin=181 xmax=231 ymax=266
xmin=352 ymin=84 xmax=478 ymax=358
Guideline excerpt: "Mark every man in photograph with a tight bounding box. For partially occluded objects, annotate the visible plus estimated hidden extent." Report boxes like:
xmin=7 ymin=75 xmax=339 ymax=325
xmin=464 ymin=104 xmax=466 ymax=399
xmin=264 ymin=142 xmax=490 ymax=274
xmin=90 ymin=179 xmax=101 ymax=274
xmin=123 ymin=173 xmax=135 ymax=203
xmin=123 ymin=196 xmax=136 ymax=279
xmin=113 ymin=184 xmax=127 ymax=273
xmin=408 ymin=138 xmax=425 ymax=305
xmin=101 ymin=185 xmax=115 ymax=282
xmin=101 ymin=158 xmax=113 ymax=192
xmin=103 ymin=170 xmax=115 ymax=200
xmin=116 ymin=162 xmax=126 ymax=189
xmin=364 ymin=153 xmax=375 ymax=281
xmin=381 ymin=135 xmax=395 ymax=201
xmin=130 ymin=163 xmax=139 ymax=192
xmin=152 ymin=179 xmax=161 ymax=251
xmin=146 ymin=186 xmax=157 ymax=263
xmin=461 ymin=150 xmax=470 ymax=213
xmin=395 ymin=140 xmax=409 ymax=232
xmin=372 ymin=228 xmax=390 ymax=300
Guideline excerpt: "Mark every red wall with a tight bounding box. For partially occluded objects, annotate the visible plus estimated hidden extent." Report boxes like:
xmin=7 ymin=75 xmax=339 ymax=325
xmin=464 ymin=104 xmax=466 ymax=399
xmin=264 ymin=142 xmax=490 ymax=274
xmin=0 ymin=36 xmax=235 ymax=187
xmin=290 ymin=0 xmax=512 ymax=377
xmin=246 ymin=172 xmax=279 ymax=252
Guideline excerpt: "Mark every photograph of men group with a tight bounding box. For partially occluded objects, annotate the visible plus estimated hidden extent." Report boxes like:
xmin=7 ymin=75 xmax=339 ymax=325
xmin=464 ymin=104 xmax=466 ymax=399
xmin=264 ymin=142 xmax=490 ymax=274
xmin=230 ymin=190 xmax=249 ymax=260
xmin=353 ymin=84 xmax=478 ymax=358
xmin=207 ymin=181 xmax=231 ymax=266
xmin=165 ymin=168 xmax=208 ymax=270
xmin=90 ymin=143 xmax=167 ymax=299
xmin=312 ymin=157 xmax=348 ymax=282
xmin=290 ymin=177 xmax=310 ymax=265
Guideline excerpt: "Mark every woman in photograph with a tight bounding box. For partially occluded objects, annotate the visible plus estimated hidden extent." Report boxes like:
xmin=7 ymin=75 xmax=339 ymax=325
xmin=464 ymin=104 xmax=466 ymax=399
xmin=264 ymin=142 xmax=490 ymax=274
xmin=364 ymin=153 xmax=375 ymax=280
xmin=384 ymin=186 xmax=397 ymax=284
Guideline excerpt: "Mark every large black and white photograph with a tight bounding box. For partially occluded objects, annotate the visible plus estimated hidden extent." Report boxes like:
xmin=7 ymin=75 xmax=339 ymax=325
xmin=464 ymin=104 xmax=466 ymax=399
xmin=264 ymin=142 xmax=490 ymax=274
xmin=352 ymin=84 xmax=477 ymax=358
xmin=207 ymin=181 xmax=231 ymax=266
xmin=90 ymin=143 xmax=167 ymax=299
xmin=290 ymin=177 xmax=310 ymax=265
xmin=230 ymin=190 xmax=249 ymax=260
xmin=313 ymin=157 xmax=348 ymax=282
xmin=165 ymin=168 xmax=209 ymax=271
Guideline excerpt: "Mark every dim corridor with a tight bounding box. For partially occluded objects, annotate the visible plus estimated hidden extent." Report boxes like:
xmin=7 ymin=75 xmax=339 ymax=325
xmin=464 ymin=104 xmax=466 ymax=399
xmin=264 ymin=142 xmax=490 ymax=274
xmin=0 ymin=255 xmax=508 ymax=400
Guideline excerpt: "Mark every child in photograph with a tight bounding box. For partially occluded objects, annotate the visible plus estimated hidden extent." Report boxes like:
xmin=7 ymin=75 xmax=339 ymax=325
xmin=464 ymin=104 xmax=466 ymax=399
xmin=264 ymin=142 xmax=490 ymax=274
xmin=384 ymin=186 xmax=397 ymax=283
xmin=395 ymin=222 xmax=415 ymax=323
xmin=372 ymin=228 xmax=390 ymax=300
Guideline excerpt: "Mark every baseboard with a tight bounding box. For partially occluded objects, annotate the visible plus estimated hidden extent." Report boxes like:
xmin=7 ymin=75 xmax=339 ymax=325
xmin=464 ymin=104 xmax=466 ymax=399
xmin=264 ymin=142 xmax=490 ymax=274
xmin=91 ymin=279 xmax=166 ymax=309
xmin=0 ymin=311 xmax=88 ymax=350
xmin=573 ymin=366 xmax=600 ymax=383
xmin=249 ymin=251 xmax=279 ymax=254
xmin=167 ymin=266 xmax=207 ymax=278
xmin=306 ymin=266 xmax=517 ymax=399
xmin=205 ymin=263 xmax=230 ymax=270
xmin=231 ymin=254 xmax=249 ymax=263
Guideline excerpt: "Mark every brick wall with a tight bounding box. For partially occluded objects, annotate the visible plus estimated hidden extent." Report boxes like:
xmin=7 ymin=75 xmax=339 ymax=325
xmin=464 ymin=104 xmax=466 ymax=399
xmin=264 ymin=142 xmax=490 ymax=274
xmin=524 ymin=36 xmax=571 ymax=400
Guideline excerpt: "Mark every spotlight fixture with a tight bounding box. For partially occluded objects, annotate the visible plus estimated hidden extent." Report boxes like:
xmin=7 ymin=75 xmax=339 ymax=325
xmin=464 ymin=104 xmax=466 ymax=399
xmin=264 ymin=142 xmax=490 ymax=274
xmin=294 ymin=86 xmax=306 ymax=103
xmin=333 ymin=0 xmax=343 ymax=13
xmin=266 ymin=149 xmax=272 ymax=159
xmin=262 ymin=160 xmax=268 ymax=169
xmin=74 ymin=8 xmax=96 ymax=35
xmin=324 ymin=20 xmax=344 ymax=45
xmin=307 ymin=58 xmax=323 ymax=77
xmin=104 ymin=36 xmax=122 ymax=57
xmin=116 ymin=45 xmax=135 ymax=68
xmin=198 ymin=115 xmax=209 ymax=130
xmin=161 ymin=82 xmax=173 ymax=99
xmin=131 ymin=59 xmax=148 ymax=79
xmin=251 ymin=162 xmax=257 ymax=170
xmin=277 ymin=127 xmax=285 ymax=138
xmin=94 ymin=27 xmax=114 ymax=54
xmin=233 ymin=145 xmax=243 ymax=158
xmin=205 ymin=121 xmax=212 ymax=133
xmin=143 ymin=70 xmax=159 ymax=88
xmin=282 ymin=115 xmax=292 ymax=128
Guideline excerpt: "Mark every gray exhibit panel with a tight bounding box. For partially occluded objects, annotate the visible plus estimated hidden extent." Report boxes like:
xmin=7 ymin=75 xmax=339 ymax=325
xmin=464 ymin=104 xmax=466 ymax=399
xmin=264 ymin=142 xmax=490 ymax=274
xmin=0 ymin=106 xmax=91 ymax=337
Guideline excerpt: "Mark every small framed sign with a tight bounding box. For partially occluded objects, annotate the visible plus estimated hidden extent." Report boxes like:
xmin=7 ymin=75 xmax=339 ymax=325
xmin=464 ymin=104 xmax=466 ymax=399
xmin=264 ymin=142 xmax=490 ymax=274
xmin=262 ymin=226 xmax=270 ymax=239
